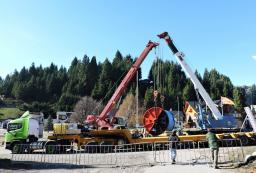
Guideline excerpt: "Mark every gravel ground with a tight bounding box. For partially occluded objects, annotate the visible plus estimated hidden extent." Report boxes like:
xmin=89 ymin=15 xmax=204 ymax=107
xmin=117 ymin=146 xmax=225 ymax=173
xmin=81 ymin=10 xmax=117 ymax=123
xmin=0 ymin=146 xmax=237 ymax=173
xmin=0 ymin=164 xmax=238 ymax=173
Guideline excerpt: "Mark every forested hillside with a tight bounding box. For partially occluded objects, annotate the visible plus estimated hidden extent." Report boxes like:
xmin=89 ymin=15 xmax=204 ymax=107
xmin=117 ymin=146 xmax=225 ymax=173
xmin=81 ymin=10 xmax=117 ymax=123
xmin=0 ymin=50 xmax=255 ymax=117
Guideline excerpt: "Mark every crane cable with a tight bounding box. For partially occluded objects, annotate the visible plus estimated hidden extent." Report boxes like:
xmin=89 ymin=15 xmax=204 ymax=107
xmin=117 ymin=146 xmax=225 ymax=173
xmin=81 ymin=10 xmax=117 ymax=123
xmin=160 ymin=46 xmax=165 ymax=107
xmin=153 ymin=48 xmax=159 ymax=106
xmin=153 ymin=44 xmax=165 ymax=107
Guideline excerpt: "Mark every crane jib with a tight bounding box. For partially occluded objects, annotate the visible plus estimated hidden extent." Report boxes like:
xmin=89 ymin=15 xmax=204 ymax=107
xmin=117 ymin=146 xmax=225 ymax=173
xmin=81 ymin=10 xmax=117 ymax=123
xmin=158 ymin=31 xmax=223 ymax=121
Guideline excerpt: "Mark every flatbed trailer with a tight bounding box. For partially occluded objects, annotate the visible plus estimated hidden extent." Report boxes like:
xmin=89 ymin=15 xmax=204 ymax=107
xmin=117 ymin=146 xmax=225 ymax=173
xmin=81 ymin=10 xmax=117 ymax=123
xmin=47 ymin=128 xmax=256 ymax=148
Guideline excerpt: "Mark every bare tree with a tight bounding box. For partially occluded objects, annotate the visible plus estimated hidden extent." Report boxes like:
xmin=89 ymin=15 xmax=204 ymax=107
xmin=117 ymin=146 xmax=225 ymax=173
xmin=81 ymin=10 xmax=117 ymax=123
xmin=116 ymin=93 xmax=145 ymax=127
xmin=71 ymin=96 xmax=103 ymax=123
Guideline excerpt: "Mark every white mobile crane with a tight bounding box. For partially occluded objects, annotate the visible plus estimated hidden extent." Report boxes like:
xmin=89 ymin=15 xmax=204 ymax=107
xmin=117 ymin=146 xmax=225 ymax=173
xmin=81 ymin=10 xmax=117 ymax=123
xmin=158 ymin=32 xmax=237 ymax=130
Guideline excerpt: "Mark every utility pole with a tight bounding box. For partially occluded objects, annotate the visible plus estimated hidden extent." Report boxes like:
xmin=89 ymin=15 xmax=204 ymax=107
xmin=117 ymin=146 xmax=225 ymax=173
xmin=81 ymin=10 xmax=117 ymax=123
xmin=136 ymin=71 xmax=139 ymax=128
xmin=177 ymin=96 xmax=180 ymax=127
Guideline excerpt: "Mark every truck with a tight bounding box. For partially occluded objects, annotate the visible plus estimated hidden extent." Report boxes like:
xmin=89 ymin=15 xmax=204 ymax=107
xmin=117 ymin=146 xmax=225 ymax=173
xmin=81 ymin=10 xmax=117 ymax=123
xmin=5 ymin=111 xmax=45 ymax=153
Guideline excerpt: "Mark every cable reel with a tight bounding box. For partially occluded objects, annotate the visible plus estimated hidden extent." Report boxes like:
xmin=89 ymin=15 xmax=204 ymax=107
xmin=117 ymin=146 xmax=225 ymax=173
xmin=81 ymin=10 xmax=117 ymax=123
xmin=143 ymin=45 xmax=174 ymax=136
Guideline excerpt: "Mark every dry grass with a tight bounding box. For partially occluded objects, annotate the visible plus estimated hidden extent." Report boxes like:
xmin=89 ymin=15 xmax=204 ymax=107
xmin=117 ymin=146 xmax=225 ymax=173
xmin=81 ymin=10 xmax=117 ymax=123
xmin=0 ymin=107 xmax=23 ymax=119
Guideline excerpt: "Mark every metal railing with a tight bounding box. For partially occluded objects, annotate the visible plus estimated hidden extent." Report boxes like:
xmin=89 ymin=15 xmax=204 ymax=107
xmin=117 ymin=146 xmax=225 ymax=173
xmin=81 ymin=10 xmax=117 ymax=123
xmin=11 ymin=139 xmax=244 ymax=168
xmin=154 ymin=139 xmax=244 ymax=166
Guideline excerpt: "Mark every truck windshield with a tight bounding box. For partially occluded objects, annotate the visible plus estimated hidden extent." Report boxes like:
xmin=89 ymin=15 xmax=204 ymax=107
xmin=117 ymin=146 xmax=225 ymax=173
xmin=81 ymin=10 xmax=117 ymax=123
xmin=7 ymin=123 xmax=22 ymax=131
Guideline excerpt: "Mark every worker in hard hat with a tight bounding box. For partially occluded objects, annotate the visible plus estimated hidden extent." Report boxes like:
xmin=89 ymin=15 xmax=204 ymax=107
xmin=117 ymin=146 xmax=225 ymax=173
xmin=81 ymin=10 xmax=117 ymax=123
xmin=169 ymin=130 xmax=179 ymax=164
xmin=206 ymin=128 xmax=219 ymax=169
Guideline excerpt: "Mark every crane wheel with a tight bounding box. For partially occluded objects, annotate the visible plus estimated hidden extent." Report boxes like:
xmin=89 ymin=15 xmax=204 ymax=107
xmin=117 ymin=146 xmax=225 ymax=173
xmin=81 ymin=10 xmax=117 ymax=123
xmin=45 ymin=141 xmax=58 ymax=154
xmin=57 ymin=140 xmax=71 ymax=153
xmin=117 ymin=138 xmax=126 ymax=145
xmin=137 ymin=143 xmax=152 ymax=151
xmin=85 ymin=141 xmax=98 ymax=153
xmin=116 ymin=138 xmax=128 ymax=152
xmin=11 ymin=142 xmax=23 ymax=154
xmin=239 ymin=136 xmax=249 ymax=146
xmin=99 ymin=141 xmax=113 ymax=153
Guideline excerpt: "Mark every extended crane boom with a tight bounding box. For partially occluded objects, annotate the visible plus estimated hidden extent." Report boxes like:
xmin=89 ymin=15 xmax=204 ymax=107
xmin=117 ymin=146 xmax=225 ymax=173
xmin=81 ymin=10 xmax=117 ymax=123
xmin=158 ymin=32 xmax=222 ymax=120
xmin=88 ymin=41 xmax=159 ymax=128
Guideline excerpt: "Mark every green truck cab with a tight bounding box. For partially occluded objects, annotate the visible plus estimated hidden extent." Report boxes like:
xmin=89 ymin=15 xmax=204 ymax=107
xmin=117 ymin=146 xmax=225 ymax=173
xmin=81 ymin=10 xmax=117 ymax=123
xmin=5 ymin=111 xmax=43 ymax=153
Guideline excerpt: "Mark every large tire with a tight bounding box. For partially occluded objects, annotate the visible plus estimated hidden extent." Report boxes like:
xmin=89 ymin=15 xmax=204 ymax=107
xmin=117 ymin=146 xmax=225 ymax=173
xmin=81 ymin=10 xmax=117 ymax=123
xmin=116 ymin=138 xmax=128 ymax=152
xmin=139 ymin=143 xmax=152 ymax=151
xmin=12 ymin=143 xmax=22 ymax=154
xmin=222 ymin=139 xmax=233 ymax=147
xmin=57 ymin=140 xmax=71 ymax=153
xmin=99 ymin=141 xmax=113 ymax=153
xmin=46 ymin=145 xmax=57 ymax=154
xmin=239 ymin=136 xmax=249 ymax=146
xmin=85 ymin=141 xmax=98 ymax=153
xmin=45 ymin=142 xmax=58 ymax=154
xmin=117 ymin=138 xmax=126 ymax=145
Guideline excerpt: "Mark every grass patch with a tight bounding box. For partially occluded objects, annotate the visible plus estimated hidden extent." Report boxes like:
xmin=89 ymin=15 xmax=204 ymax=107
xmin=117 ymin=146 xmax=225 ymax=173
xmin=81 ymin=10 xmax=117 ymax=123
xmin=0 ymin=107 xmax=24 ymax=119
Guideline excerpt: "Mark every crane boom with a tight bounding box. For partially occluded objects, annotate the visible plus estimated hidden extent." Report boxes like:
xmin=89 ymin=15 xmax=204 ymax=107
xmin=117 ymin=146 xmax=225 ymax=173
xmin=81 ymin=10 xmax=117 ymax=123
xmin=158 ymin=32 xmax=222 ymax=120
xmin=95 ymin=41 xmax=159 ymax=128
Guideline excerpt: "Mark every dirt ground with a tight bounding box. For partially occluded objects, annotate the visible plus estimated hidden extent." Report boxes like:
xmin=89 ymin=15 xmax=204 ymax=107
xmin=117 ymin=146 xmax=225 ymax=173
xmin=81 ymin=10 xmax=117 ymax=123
xmin=1 ymin=164 xmax=253 ymax=173
xmin=1 ymin=145 xmax=255 ymax=173
xmin=0 ymin=165 xmax=226 ymax=173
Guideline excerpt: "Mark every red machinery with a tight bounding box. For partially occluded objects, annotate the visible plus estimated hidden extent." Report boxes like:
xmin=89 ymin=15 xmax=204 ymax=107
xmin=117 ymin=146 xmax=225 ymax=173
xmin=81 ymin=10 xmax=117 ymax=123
xmin=143 ymin=107 xmax=175 ymax=136
xmin=86 ymin=41 xmax=159 ymax=128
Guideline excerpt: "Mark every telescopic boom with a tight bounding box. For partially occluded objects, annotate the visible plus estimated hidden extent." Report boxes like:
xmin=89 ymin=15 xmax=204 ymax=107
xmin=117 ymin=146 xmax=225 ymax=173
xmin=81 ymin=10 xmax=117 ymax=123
xmin=88 ymin=41 xmax=159 ymax=128
xmin=158 ymin=32 xmax=222 ymax=120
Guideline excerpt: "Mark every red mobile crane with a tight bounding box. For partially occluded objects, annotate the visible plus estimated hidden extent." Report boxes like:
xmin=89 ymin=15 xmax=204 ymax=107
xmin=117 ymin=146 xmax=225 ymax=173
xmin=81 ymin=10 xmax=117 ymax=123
xmin=46 ymin=40 xmax=167 ymax=148
xmin=86 ymin=41 xmax=159 ymax=129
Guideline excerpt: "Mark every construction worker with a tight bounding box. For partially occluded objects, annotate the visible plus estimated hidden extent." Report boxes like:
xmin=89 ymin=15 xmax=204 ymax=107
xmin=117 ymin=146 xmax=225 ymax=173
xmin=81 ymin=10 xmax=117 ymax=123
xmin=206 ymin=128 xmax=219 ymax=169
xmin=169 ymin=130 xmax=179 ymax=164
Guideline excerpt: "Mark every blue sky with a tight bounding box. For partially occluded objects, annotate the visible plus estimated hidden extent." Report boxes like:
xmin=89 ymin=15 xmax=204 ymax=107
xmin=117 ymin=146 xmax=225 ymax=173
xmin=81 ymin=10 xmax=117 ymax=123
xmin=0 ymin=0 xmax=255 ymax=86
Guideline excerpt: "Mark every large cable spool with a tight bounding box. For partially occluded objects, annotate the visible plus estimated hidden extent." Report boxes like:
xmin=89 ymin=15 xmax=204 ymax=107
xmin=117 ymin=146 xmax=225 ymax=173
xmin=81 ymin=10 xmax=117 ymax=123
xmin=143 ymin=107 xmax=175 ymax=136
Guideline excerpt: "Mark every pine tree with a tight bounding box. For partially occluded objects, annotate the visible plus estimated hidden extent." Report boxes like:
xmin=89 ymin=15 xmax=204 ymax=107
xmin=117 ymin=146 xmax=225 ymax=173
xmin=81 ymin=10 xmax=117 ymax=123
xmin=222 ymin=76 xmax=233 ymax=98
xmin=44 ymin=115 xmax=53 ymax=132
xmin=250 ymin=84 xmax=256 ymax=105
xmin=182 ymin=81 xmax=197 ymax=101
xmin=86 ymin=56 xmax=98 ymax=95
xmin=92 ymin=59 xmax=113 ymax=101
xmin=144 ymin=87 xmax=155 ymax=109
xmin=58 ymin=93 xmax=80 ymax=111
xmin=233 ymin=87 xmax=246 ymax=112
xmin=0 ymin=76 xmax=3 ymax=94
